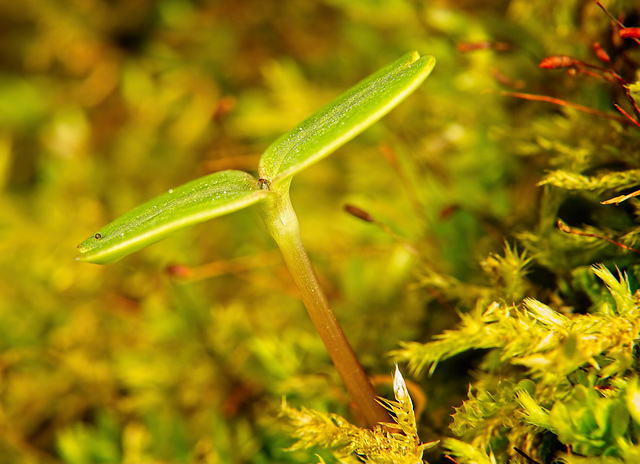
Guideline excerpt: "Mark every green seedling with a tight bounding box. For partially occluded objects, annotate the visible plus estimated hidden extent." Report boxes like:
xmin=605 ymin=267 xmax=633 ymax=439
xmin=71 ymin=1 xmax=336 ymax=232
xmin=77 ymin=51 xmax=435 ymax=428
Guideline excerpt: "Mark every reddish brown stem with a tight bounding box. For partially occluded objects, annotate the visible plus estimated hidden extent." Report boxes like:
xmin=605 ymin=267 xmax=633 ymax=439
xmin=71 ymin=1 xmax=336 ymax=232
xmin=557 ymin=220 xmax=640 ymax=255
xmin=498 ymin=91 xmax=631 ymax=124
xmin=592 ymin=0 xmax=640 ymax=45
xmin=614 ymin=104 xmax=640 ymax=128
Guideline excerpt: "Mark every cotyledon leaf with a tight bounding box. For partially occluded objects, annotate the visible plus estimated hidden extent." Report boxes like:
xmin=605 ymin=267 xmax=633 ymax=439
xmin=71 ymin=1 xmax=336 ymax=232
xmin=258 ymin=51 xmax=436 ymax=188
xmin=77 ymin=170 xmax=269 ymax=264
xmin=78 ymin=52 xmax=435 ymax=264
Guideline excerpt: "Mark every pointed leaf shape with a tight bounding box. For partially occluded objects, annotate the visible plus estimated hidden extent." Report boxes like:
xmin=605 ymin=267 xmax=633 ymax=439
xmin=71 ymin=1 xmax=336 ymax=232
xmin=258 ymin=52 xmax=435 ymax=188
xmin=77 ymin=170 xmax=268 ymax=264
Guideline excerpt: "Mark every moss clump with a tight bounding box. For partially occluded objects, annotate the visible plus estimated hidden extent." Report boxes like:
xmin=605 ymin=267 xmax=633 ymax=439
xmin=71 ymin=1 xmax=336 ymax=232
xmin=2 ymin=0 xmax=640 ymax=463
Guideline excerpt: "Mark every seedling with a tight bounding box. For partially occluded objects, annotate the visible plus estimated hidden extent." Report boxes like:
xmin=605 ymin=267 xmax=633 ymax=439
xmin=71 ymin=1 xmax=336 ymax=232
xmin=77 ymin=52 xmax=436 ymax=428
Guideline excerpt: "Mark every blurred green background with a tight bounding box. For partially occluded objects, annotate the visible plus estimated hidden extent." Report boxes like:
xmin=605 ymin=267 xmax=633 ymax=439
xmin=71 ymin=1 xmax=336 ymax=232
xmin=1 ymin=0 xmax=639 ymax=462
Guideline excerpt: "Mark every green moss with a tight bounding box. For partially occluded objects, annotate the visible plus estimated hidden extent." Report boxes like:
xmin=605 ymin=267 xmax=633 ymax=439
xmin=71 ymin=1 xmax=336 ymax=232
xmin=3 ymin=0 xmax=640 ymax=462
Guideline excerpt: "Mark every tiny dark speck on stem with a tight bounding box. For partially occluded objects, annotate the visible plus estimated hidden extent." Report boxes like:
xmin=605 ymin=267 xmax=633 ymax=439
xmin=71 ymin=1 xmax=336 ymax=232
xmin=94 ymin=233 xmax=102 ymax=240
xmin=257 ymin=178 xmax=271 ymax=190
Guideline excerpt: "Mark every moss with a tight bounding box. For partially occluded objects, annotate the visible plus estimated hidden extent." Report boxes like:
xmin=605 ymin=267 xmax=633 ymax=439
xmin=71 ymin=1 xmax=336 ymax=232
xmin=2 ymin=0 xmax=640 ymax=463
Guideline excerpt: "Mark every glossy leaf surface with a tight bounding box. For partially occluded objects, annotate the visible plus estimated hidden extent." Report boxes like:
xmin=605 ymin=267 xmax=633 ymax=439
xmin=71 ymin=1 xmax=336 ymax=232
xmin=77 ymin=52 xmax=436 ymax=264
xmin=258 ymin=51 xmax=435 ymax=188
xmin=77 ymin=170 xmax=268 ymax=264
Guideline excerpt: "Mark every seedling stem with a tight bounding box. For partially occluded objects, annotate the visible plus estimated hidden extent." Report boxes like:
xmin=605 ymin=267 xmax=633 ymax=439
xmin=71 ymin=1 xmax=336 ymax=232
xmin=257 ymin=181 xmax=390 ymax=428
